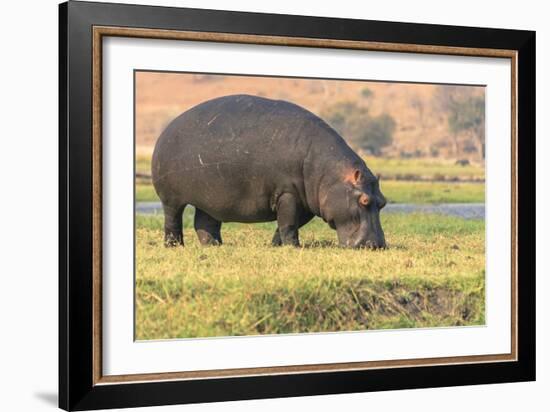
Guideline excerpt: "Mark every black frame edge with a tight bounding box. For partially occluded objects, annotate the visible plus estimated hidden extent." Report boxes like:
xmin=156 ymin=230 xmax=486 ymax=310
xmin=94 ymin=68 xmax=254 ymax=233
xmin=68 ymin=0 xmax=535 ymax=49
xmin=59 ymin=2 xmax=69 ymax=410
xmin=516 ymin=31 xmax=536 ymax=381
xmin=64 ymin=1 xmax=97 ymax=410
xmin=60 ymin=1 xmax=536 ymax=410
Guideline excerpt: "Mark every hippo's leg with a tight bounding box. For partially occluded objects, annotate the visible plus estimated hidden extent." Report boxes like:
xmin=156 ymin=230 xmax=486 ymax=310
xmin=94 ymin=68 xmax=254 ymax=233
xmin=272 ymin=193 xmax=306 ymax=246
xmin=163 ymin=203 xmax=186 ymax=247
xmin=271 ymin=230 xmax=282 ymax=246
xmin=272 ymin=211 xmax=314 ymax=246
xmin=194 ymin=208 xmax=222 ymax=246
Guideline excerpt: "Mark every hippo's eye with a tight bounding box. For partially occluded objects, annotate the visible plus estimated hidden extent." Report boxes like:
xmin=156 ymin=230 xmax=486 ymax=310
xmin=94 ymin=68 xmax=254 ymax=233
xmin=358 ymin=193 xmax=370 ymax=206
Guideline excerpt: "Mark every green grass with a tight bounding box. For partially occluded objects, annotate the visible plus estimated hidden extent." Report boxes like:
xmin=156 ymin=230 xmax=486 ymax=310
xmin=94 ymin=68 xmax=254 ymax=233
xmin=136 ymin=180 xmax=484 ymax=204
xmin=380 ymin=180 xmax=484 ymax=204
xmin=136 ymin=154 xmax=485 ymax=204
xmin=136 ymin=213 xmax=485 ymax=340
xmin=136 ymin=154 xmax=152 ymax=175
xmin=136 ymin=154 xmax=485 ymax=180
xmin=136 ymin=183 xmax=160 ymax=202
xmin=365 ymin=157 xmax=485 ymax=180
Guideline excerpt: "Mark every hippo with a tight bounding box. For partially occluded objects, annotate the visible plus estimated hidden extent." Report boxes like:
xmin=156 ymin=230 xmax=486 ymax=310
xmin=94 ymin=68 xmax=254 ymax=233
xmin=152 ymin=94 xmax=386 ymax=249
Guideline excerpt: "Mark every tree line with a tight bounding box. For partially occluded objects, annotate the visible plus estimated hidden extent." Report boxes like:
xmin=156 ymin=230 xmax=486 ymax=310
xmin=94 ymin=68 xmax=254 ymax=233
xmin=321 ymin=86 xmax=485 ymax=159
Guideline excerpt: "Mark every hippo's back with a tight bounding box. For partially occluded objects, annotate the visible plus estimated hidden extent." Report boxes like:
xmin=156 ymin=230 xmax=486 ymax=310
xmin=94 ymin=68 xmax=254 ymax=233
xmin=151 ymin=94 xmax=343 ymax=222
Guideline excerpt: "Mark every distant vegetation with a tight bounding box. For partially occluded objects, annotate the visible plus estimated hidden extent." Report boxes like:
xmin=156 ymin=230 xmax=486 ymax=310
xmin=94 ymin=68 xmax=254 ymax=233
xmin=435 ymin=86 xmax=486 ymax=159
xmin=360 ymin=87 xmax=373 ymax=99
xmin=135 ymin=72 xmax=486 ymax=161
xmin=322 ymin=101 xmax=396 ymax=156
xmin=319 ymin=86 xmax=484 ymax=160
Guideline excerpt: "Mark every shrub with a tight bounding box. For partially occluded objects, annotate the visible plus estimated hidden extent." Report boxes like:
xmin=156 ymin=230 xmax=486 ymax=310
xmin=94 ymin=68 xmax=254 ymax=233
xmin=322 ymin=101 xmax=395 ymax=156
xmin=435 ymin=86 xmax=485 ymax=159
xmin=361 ymin=87 xmax=373 ymax=99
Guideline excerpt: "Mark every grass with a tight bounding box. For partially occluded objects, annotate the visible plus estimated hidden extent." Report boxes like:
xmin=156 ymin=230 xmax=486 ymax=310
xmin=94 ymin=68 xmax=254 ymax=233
xmin=136 ymin=183 xmax=160 ymax=202
xmin=136 ymin=153 xmax=153 ymax=175
xmin=136 ymin=212 xmax=485 ymax=340
xmin=135 ymin=152 xmax=485 ymax=339
xmin=136 ymin=153 xmax=485 ymax=180
xmin=380 ymin=180 xmax=484 ymax=204
xmin=136 ymin=153 xmax=485 ymax=204
xmin=135 ymin=180 xmax=484 ymax=204
xmin=364 ymin=156 xmax=485 ymax=180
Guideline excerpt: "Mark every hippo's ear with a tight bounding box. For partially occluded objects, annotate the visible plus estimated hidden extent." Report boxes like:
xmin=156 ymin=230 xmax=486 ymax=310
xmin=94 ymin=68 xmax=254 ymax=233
xmin=344 ymin=169 xmax=363 ymax=186
xmin=351 ymin=169 xmax=362 ymax=185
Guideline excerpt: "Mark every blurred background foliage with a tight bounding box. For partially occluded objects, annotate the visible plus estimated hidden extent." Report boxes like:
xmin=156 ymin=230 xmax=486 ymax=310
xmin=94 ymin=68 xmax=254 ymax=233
xmin=321 ymin=101 xmax=396 ymax=156
xmin=135 ymin=72 xmax=485 ymax=163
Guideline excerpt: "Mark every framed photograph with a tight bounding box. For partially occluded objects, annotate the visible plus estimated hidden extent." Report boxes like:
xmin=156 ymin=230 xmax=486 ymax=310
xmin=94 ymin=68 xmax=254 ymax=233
xmin=59 ymin=1 xmax=535 ymax=410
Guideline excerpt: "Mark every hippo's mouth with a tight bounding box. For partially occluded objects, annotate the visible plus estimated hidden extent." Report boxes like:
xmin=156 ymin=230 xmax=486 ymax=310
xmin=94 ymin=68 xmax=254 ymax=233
xmin=340 ymin=224 xmax=386 ymax=249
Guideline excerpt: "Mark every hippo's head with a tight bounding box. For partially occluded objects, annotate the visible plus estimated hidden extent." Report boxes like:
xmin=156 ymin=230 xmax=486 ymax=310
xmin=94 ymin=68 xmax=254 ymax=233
xmin=321 ymin=169 xmax=387 ymax=249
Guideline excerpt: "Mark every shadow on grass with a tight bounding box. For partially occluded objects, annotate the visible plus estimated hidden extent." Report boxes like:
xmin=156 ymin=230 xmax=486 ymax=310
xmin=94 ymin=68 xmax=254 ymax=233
xmin=387 ymin=243 xmax=407 ymax=250
xmin=302 ymin=239 xmax=338 ymax=249
xmin=302 ymin=240 xmax=403 ymax=250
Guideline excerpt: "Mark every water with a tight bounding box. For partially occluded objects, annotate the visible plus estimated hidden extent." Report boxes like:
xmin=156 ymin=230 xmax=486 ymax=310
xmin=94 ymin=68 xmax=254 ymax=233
xmin=135 ymin=202 xmax=485 ymax=220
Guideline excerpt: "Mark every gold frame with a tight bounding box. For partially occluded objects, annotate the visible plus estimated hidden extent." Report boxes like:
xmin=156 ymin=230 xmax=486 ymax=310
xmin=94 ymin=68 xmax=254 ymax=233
xmin=92 ymin=26 xmax=518 ymax=385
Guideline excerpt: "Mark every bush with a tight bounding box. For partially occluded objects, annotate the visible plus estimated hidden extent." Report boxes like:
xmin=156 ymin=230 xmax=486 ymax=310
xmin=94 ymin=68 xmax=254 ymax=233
xmin=362 ymin=113 xmax=396 ymax=155
xmin=430 ymin=145 xmax=440 ymax=157
xmin=448 ymin=96 xmax=483 ymax=133
xmin=322 ymin=101 xmax=395 ymax=156
xmin=361 ymin=87 xmax=373 ymax=99
xmin=435 ymin=87 xmax=485 ymax=159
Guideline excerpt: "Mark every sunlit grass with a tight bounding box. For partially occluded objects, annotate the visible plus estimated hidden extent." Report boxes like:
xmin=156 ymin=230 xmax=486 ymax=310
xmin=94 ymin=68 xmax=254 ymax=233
xmin=136 ymin=153 xmax=152 ymax=175
xmin=364 ymin=156 xmax=485 ymax=180
xmin=136 ymin=183 xmax=159 ymax=202
xmin=136 ymin=153 xmax=484 ymax=204
xmin=136 ymin=213 xmax=485 ymax=340
xmin=136 ymin=153 xmax=485 ymax=180
xmin=135 ymin=180 xmax=484 ymax=204
xmin=380 ymin=180 xmax=484 ymax=204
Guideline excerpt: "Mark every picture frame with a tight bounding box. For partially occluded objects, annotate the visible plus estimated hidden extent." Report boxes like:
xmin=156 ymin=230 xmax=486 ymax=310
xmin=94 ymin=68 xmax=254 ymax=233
xmin=59 ymin=1 xmax=535 ymax=410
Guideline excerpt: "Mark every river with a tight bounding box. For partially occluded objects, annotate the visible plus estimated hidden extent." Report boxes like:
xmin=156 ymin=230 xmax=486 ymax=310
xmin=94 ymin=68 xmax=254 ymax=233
xmin=135 ymin=202 xmax=485 ymax=219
